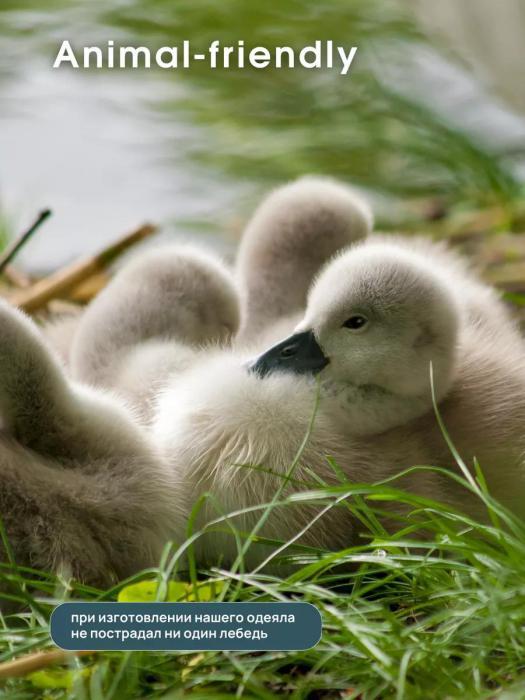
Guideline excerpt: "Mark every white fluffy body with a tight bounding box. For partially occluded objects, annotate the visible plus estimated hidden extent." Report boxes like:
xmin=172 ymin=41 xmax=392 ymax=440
xmin=149 ymin=233 xmax=525 ymax=569
xmin=152 ymin=352 xmax=366 ymax=569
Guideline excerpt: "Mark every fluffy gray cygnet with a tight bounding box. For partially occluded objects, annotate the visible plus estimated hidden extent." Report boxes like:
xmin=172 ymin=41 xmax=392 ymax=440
xmin=281 ymin=237 xmax=523 ymax=435
xmin=152 ymin=236 xmax=525 ymax=570
xmin=0 ymin=300 xmax=184 ymax=592
xmin=70 ymin=246 xmax=240 ymax=420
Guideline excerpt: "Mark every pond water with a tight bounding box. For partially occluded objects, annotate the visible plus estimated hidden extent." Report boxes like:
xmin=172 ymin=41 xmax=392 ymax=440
xmin=0 ymin=58 xmax=247 ymax=272
xmin=1 ymin=0 xmax=524 ymax=273
xmin=0 ymin=1 xmax=257 ymax=272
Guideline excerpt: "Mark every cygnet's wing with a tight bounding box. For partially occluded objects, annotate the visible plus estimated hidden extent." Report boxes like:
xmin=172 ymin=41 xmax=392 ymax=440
xmin=235 ymin=176 xmax=373 ymax=345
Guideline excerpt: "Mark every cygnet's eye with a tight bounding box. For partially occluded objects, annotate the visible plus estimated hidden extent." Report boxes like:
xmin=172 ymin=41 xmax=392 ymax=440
xmin=342 ymin=315 xmax=368 ymax=330
xmin=280 ymin=344 xmax=298 ymax=358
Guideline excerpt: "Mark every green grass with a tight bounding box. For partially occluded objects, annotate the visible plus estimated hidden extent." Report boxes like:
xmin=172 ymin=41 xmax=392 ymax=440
xmin=1 ymin=458 xmax=525 ymax=699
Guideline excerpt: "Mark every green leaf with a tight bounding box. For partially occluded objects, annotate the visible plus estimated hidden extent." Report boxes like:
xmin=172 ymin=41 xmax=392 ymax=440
xmin=187 ymin=581 xmax=225 ymax=601
xmin=29 ymin=668 xmax=89 ymax=689
xmin=117 ymin=579 xmax=225 ymax=602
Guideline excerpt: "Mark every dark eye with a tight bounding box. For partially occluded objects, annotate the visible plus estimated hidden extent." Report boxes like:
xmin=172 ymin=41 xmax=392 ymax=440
xmin=343 ymin=315 xmax=368 ymax=330
xmin=279 ymin=344 xmax=298 ymax=359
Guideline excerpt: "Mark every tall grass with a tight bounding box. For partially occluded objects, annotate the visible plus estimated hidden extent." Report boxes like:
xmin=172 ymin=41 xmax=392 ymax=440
xmin=100 ymin=0 xmax=525 ymax=221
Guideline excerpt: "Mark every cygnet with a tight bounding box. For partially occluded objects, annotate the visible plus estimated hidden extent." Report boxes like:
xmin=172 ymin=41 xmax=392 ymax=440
xmin=70 ymin=246 xmax=240 ymax=421
xmin=0 ymin=300 xmax=184 ymax=593
xmin=152 ymin=240 xmax=525 ymax=569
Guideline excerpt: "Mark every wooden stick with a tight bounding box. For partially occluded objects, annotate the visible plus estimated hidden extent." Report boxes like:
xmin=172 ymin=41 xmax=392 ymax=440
xmin=9 ymin=223 xmax=157 ymax=313
xmin=69 ymin=271 xmax=110 ymax=303
xmin=0 ymin=209 xmax=51 ymax=275
xmin=3 ymin=265 xmax=32 ymax=288
xmin=0 ymin=649 xmax=93 ymax=679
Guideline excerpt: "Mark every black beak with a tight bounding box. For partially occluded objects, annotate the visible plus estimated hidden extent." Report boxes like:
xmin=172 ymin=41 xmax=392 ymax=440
xmin=248 ymin=330 xmax=329 ymax=378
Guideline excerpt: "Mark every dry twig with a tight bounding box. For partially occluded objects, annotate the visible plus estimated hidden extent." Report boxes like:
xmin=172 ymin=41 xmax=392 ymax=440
xmin=9 ymin=222 xmax=156 ymax=312
xmin=0 ymin=648 xmax=93 ymax=679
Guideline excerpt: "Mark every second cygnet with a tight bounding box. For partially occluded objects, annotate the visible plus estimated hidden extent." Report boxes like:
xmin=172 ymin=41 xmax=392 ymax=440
xmin=153 ymin=238 xmax=525 ymax=569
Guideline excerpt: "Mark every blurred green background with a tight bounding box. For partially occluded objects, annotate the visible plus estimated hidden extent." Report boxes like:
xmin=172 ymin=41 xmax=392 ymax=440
xmin=1 ymin=0 xmax=525 ymax=276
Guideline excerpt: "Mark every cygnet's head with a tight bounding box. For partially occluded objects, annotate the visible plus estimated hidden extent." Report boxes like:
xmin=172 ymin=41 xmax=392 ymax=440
xmin=249 ymin=243 xmax=462 ymax=434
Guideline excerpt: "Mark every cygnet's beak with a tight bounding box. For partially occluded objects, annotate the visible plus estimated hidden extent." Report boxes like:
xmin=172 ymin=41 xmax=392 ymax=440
xmin=247 ymin=330 xmax=329 ymax=378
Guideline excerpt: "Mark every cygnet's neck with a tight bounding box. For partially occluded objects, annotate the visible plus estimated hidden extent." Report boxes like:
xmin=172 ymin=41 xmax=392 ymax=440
xmin=320 ymin=379 xmax=436 ymax=436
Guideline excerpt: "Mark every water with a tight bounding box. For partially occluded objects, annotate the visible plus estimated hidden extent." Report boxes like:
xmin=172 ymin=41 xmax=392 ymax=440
xmin=0 ymin=59 xmax=248 ymax=272
xmin=0 ymin=2 xmax=251 ymax=272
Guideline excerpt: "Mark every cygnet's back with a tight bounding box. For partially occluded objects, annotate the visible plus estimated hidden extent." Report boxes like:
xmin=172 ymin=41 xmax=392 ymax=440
xmin=368 ymin=234 xmax=519 ymax=340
